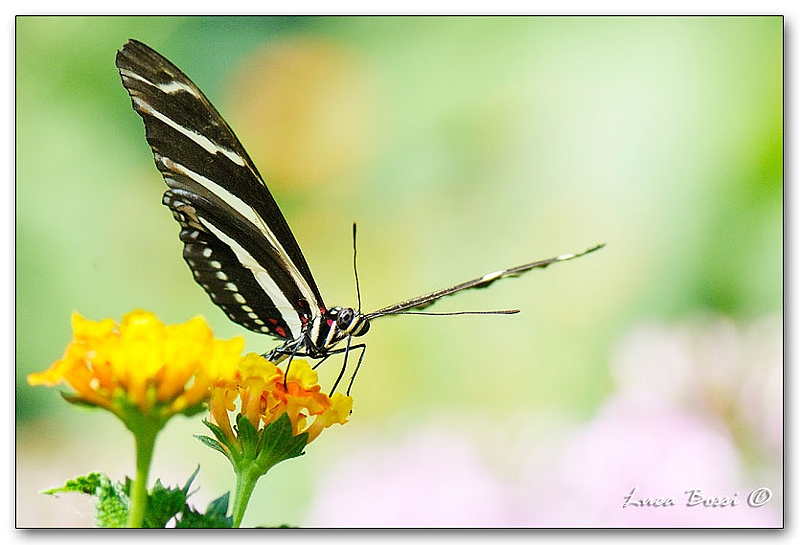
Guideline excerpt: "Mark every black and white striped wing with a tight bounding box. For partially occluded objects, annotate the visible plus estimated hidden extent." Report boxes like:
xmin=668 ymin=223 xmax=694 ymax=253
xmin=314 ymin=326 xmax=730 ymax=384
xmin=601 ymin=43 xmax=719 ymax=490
xmin=116 ymin=39 xmax=325 ymax=340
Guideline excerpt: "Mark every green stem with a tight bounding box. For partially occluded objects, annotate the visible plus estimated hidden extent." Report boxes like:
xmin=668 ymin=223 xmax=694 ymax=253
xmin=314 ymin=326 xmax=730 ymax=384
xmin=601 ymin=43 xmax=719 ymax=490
xmin=127 ymin=426 xmax=159 ymax=528
xmin=231 ymin=463 xmax=263 ymax=528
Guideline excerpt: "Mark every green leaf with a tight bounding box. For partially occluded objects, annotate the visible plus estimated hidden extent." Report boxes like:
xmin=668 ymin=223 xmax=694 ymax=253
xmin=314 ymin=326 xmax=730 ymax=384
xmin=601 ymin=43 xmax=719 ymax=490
xmin=44 ymin=472 xmax=106 ymax=495
xmin=40 ymin=468 xmax=233 ymax=528
xmin=96 ymin=478 xmax=129 ymax=528
xmin=205 ymin=492 xmax=231 ymax=518
xmin=176 ymin=493 xmax=233 ymax=528
xmin=44 ymin=472 xmax=129 ymax=528
xmin=142 ymin=477 xmax=189 ymax=528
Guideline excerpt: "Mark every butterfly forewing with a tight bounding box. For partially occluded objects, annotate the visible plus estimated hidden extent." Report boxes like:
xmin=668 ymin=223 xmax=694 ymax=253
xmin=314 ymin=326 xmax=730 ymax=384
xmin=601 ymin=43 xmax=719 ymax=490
xmin=116 ymin=40 xmax=325 ymax=340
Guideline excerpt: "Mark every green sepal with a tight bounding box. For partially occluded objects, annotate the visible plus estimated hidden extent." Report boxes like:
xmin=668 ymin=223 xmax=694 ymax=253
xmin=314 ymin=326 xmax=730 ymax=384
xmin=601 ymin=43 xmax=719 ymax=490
xmin=254 ymin=412 xmax=308 ymax=471
xmin=236 ymin=413 xmax=260 ymax=459
xmin=195 ymin=433 xmax=231 ymax=458
xmin=197 ymin=413 xmax=308 ymax=475
xmin=59 ymin=392 xmax=103 ymax=410
xmin=200 ymin=418 xmax=232 ymax=445
xmin=196 ymin=419 xmax=239 ymax=462
xmin=178 ymin=403 xmax=208 ymax=418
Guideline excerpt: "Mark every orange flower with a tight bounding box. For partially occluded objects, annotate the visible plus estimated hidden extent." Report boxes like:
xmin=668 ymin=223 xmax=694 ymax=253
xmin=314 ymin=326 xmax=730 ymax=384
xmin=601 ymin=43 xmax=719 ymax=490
xmin=202 ymin=353 xmax=354 ymax=529
xmin=29 ymin=310 xmax=244 ymax=422
xmin=210 ymin=353 xmax=352 ymax=446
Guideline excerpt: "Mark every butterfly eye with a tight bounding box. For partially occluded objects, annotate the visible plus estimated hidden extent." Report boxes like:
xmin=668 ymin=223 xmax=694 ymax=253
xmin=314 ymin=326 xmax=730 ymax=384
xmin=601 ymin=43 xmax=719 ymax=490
xmin=336 ymin=308 xmax=354 ymax=329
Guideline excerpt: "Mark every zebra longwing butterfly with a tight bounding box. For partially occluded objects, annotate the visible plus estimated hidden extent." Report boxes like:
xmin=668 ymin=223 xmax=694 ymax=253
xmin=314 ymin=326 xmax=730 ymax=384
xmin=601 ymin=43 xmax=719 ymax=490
xmin=116 ymin=40 xmax=603 ymax=390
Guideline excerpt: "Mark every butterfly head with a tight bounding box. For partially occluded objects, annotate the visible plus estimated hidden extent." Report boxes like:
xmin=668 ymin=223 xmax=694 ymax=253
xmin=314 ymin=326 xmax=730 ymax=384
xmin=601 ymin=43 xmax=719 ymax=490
xmin=329 ymin=306 xmax=370 ymax=338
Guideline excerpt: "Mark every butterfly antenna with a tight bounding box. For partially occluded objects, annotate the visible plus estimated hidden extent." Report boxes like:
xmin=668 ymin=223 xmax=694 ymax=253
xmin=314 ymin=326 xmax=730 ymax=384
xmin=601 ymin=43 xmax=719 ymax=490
xmin=352 ymin=222 xmax=363 ymax=313
xmin=402 ymin=309 xmax=520 ymax=316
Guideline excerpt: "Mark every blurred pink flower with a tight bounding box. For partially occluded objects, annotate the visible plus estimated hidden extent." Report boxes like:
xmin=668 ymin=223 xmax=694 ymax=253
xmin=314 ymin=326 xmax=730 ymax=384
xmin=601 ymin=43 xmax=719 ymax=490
xmin=522 ymin=397 xmax=781 ymax=527
xmin=304 ymin=426 xmax=519 ymax=527
xmin=611 ymin=314 xmax=782 ymax=462
xmin=304 ymin=314 xmax=782 ymax=527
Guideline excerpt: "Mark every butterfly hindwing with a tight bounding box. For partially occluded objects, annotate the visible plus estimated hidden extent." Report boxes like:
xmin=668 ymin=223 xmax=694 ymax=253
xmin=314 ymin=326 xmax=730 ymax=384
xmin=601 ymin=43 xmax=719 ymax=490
xmin=164 ymin=188 xmax=301 ymax=339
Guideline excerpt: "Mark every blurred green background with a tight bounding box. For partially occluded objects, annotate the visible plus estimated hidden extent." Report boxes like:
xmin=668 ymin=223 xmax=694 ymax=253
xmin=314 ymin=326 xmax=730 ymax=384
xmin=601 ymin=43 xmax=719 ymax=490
xmin=16 ymin=16 xmax=782 ymax=527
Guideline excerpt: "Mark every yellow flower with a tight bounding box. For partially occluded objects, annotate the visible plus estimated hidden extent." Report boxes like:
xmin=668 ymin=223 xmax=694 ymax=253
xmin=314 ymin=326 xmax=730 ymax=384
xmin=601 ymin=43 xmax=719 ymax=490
xmin=210 ymin=353 xmax=352 ymax=446
xmin=29 ymin=310 xmax=244 ymax=423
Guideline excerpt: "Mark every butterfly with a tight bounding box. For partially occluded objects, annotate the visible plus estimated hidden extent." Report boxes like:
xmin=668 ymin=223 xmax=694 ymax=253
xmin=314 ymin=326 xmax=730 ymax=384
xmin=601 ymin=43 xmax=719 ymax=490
xmin=115 ymin=39 xmax=603 ymax=393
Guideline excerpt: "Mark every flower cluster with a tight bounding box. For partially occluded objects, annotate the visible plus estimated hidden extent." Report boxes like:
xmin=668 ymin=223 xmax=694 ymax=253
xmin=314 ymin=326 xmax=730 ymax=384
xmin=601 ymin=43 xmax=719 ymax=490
xmin=201 ymin=352 xmax=353 ymax=527
xmin=209 ymin=353 xmax=352 ymax=447
xmin=29 ymin=309 xmax=354 ymax=528
xmin=28 ymin=310 xmax=244 ymax=423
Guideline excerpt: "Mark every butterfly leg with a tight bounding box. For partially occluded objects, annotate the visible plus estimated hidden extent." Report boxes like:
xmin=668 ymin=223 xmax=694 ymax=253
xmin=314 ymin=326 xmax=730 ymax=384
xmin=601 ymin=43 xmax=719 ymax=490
xmin=312 ymin=353 xmax=334 ymax=371
xmin=264 ymin=339 xmax=296 ymax=363
xmin=275 ymin=338 xmax=367 ymax=396
xmin=344 ymin=343 xmax=367 ymax=396
xmin=329 ymin=334 xmax=354 ymax=396
xmin=272 ymin=337 xmax=308 ymax=390
xmin=305 ymin=338 xmax=367 ymax=396
xmin=328 ymin=342 xmax=368 ymax=396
